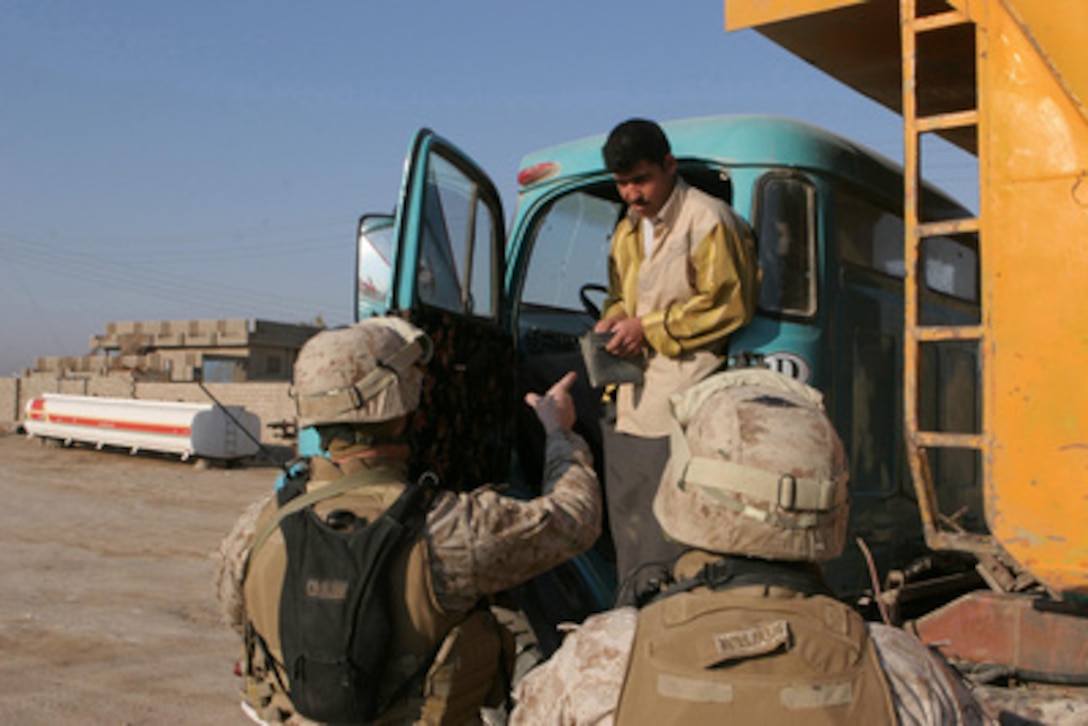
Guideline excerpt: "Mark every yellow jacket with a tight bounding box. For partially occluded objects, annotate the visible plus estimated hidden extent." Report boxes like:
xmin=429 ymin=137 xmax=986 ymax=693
xmin=603 ymin=179 xmax=760 ymax=437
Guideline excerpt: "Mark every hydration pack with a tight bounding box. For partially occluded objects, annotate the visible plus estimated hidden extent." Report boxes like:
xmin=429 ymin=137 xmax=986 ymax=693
xmin=247 ymin=466 xmax=434 ymax=723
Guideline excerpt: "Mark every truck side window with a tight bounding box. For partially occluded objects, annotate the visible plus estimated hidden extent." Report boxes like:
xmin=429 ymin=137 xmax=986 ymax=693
xmin=754 ymin=174 xmax=817 ymax=317
xmin=417 ymin=153 xmax=497 ymax=318
xmin=923 ymin=235 xmax=978 ymax=302
xmin=837 ymin=188 xmax=979 ymax=304
xmin=836 ymin=188 xmax=906 ymax=279
xmin=521 ymin=187 xmax=617 ymax=311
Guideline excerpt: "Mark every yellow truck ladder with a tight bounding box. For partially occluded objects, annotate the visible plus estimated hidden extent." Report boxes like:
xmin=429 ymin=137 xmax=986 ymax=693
xmin=899 ymin=1 xmax=1020 ymax=588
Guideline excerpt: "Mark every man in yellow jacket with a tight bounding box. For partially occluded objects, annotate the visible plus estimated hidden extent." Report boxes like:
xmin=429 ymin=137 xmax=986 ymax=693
xmin=594 ymin=118 xmax=759 ymax=605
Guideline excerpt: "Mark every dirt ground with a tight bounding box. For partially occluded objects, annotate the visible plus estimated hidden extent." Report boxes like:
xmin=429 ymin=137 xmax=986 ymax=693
xmin=6 ymin=425 xmax=1088 ymax=726
xmin=0 ymin=428 xmax=277 ymax=725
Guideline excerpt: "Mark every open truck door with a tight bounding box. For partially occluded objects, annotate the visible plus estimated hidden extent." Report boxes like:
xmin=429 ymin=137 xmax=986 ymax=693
xmin=357 ymin=129 xmax=514 ymax=492
xmin=357 ymin=129 xmax=616 ymax=655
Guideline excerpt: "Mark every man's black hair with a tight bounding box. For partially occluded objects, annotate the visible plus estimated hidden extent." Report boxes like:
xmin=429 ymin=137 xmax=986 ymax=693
xmin=602 ymin=118 xmax=672 ymax=174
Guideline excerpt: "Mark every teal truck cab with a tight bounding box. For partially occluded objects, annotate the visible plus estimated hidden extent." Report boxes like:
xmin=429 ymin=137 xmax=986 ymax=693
xmin=343 ymin=114 xmax=982 ymax=652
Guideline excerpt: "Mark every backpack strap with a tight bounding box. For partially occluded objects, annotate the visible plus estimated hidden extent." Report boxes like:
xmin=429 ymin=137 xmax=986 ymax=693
xmin=245 ymin=466 xmax=418 ymax=582
xmin=648 ymin=554 xmax=834 ymax=606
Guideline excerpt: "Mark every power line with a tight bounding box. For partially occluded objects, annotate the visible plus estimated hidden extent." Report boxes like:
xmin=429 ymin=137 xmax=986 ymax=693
xmin=0 ymin=232 xmax=353 ymax=322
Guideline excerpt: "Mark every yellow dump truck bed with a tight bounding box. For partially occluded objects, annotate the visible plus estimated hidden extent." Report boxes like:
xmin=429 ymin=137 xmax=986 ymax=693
xmin=726 ymin=0 xmax=1087 ymax=135
xmin=726 ymin=0 xmax=1088 ymax=598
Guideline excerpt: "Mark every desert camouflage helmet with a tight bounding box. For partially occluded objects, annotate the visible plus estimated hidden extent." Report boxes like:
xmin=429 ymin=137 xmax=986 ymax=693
xmin=292 ymin=317 xmax=432 ymax=428
xmin=653 ymin=367 xmax=850 ymax=562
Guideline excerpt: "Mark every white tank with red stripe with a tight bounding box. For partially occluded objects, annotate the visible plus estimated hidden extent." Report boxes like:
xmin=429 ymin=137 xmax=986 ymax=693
xmin=23 ymin=393 xmax=261 ymax=461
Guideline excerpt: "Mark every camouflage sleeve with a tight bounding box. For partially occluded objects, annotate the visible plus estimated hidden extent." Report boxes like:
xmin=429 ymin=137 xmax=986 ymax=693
xmin=510 ymin=608 xmax=636 ymax=725
xmin=215 ymin=493 xmax=274 ymax=635
xmin=425 ymin=429 xmax=602 ymax=611
xmin=869 ymin=624 xmax=995 ymax=725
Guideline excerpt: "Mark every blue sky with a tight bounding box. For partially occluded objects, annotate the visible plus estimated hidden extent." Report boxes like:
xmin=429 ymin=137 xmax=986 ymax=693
xmin=0 ymin=0 xmax=976 ymax=376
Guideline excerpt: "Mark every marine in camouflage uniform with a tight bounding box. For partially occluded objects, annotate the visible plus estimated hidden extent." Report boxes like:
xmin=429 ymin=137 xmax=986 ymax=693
xmin=216 ymin=317 xmax=601 ymax=725
xmin=511 ymin=368 xmax=994 ymax=725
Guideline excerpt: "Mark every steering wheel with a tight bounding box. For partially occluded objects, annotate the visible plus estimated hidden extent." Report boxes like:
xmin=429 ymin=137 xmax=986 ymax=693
xmin=578 ymin=283 xmax=608 ymax=319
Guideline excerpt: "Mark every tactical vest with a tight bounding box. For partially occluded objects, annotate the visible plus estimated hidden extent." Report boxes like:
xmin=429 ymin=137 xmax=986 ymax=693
xmin=614 ymin=585 xmax=897 ymax=724
xmin=241 ymin=459 xmax=512 ymax=724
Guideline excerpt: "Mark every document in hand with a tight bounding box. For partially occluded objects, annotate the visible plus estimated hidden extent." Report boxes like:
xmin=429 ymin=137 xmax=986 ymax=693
xmin=579 ymin=330 xmax=645 ymax=388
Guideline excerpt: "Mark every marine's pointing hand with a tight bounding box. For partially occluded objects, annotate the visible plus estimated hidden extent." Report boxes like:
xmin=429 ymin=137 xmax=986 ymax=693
xmin=525 ymin=371 xmax=578 ymax=434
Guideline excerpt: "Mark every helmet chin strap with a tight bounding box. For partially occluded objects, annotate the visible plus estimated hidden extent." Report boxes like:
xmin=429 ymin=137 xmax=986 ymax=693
xmin=330 ymin=444 xmax=411 ymax=466
xmin=326 ymin=428 xmax=410 ymax=464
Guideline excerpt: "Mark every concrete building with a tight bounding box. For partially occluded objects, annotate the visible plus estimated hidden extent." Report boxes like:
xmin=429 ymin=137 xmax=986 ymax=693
xmin=1 ymin=318 xmax=323 ymax=444
xmin=33 ymin=318 xmax=322 ymax=383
